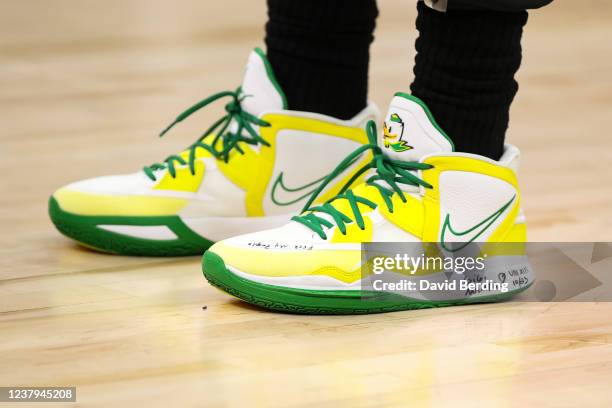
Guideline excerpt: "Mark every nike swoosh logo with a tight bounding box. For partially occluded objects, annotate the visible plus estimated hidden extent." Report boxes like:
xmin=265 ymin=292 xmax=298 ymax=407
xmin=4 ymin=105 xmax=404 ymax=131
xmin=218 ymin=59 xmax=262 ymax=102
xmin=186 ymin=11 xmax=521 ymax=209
xmin=270 ymin=172 xmax=328 ymax=206
xmin=270 ymin=155 xmax=363 ymax=207
xmin=440 ymin=195 xmax=516 ymax=252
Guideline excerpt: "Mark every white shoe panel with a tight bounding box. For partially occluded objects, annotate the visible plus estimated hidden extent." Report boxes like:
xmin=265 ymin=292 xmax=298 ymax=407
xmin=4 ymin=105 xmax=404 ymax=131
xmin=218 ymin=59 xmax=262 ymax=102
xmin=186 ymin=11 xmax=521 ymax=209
xmin=262 ymin=129 xmax=366 ymax=215
xmin=241 ymin=50 xmax=285 ymax=117
xmin=438 ymin=170 xmax=518 ymax=243
xmin=64 ymin=172 xmax=155 ymax=195
xmin=178 ymin=158 xmax=247 ymax=218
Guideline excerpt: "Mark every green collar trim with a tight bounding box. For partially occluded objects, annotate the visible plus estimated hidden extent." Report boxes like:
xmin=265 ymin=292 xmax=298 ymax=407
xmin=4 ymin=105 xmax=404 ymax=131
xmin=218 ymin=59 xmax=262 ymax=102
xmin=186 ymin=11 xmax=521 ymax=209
xmin=393 ymin=92 xmax=455 ymax=151
xmin=254 ymin=47 xmax=288 ymax=110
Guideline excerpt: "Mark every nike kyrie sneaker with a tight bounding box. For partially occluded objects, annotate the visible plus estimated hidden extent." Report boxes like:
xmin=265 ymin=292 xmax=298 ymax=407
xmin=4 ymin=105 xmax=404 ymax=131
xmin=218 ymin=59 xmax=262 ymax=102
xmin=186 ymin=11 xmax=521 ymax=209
xmin=202 ymin=92 xmax=534 ymax=314
xmin=49 ymin=48 xmax=378 ymax=256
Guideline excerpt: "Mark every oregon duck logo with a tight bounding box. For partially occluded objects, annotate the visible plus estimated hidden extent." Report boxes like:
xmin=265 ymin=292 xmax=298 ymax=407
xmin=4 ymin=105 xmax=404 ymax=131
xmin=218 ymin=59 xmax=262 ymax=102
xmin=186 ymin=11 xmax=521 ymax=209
xmin=383 ymin=113 xmax=413 ymax=153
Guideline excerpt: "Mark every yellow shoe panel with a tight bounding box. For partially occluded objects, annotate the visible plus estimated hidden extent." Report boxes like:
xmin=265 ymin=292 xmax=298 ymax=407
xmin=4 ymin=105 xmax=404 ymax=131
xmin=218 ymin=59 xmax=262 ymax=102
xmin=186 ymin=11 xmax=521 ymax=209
xmin=54 ymin=188 xmax=188 ymax=216
xmin=211 ymin=241 xmax=363 ymax=284
xmin=379 ymin=193 xmax=425 ymax=240
xmin=154 ymin=160 xmax=205 ymax=193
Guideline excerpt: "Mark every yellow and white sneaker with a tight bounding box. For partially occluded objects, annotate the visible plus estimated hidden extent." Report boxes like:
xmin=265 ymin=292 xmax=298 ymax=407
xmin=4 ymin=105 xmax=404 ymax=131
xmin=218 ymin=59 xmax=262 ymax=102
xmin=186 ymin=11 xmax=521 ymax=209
xmin=203 ymin=92 xmax=534 ymax=314
xmin=49 ymin=48 xmax=378 ymax=256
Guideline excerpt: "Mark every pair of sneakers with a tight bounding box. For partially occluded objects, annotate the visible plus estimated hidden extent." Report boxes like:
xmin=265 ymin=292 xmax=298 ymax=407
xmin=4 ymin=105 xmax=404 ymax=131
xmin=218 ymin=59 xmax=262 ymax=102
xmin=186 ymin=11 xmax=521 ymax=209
xmin=50 ymin=48 xmax=533 ymax=314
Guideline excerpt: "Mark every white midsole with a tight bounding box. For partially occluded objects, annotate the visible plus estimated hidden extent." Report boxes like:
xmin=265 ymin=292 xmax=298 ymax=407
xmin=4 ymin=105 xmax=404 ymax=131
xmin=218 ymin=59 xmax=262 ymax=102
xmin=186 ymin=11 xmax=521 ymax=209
xmin=99 ymin=224 xmax=178 ymax=240
xmin=98 ymin=213 xmax=294 ymax=242
xmin=227 ymin=255 xmax=535 ymax=300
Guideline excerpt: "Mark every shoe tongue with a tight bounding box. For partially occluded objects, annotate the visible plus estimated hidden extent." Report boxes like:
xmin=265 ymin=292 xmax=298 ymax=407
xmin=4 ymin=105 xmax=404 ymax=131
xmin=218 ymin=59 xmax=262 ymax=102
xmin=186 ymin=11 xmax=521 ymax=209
xmin=240 ymin=47 xmax=288 ymax=117
xmin=379 ymin=92 xmax=454 ymax=161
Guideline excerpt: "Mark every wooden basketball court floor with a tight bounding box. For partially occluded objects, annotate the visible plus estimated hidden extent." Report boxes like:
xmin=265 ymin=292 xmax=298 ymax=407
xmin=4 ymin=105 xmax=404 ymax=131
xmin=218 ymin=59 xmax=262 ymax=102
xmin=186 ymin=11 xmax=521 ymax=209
xmin=1 ymin=0 xmax=611 ymax=406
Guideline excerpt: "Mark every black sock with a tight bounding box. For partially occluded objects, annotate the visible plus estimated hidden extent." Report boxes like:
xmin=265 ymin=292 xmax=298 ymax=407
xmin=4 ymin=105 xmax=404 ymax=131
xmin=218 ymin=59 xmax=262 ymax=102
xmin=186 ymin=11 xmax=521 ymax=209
xmin=410 ymin=2 xmax=528 ymax=160
xmin=265 ymin=0 xmax=378 ymax=120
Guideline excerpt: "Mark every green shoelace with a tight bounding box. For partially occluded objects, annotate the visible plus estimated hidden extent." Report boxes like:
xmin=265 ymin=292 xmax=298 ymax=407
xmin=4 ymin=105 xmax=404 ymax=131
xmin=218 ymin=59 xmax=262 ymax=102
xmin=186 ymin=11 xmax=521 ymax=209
xmin=143 ymin=88 xmax=270 ymax=181
xmin=292 ymin=120 xmax=434 ymax=240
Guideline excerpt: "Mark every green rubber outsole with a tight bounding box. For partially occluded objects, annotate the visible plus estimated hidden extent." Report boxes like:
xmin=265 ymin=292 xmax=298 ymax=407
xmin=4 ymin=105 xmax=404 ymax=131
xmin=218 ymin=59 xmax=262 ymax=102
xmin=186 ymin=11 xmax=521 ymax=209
xmin=49 ymin=196 xmax=213 ymax=256
xmin=202 ymin=251 xmax=530 ymax=315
